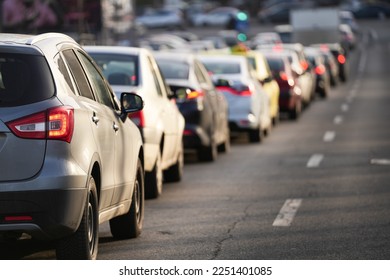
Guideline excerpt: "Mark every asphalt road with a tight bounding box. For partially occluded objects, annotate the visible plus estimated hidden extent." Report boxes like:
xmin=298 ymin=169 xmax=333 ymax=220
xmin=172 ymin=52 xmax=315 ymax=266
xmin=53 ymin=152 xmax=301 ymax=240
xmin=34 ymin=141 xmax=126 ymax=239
xmin=1 ymin=19 xmax=389 ymax=260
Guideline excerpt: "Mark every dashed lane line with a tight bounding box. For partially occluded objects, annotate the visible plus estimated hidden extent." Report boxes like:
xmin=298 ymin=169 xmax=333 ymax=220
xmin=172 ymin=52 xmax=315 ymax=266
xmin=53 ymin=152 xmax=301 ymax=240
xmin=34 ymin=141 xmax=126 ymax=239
xmin=323 ymin=131 xmax=336 ymax=142
xmin=273 ymin=199 xmax=303 ymax=227
xmin=307 ymin=154 xmax=324 ymax=168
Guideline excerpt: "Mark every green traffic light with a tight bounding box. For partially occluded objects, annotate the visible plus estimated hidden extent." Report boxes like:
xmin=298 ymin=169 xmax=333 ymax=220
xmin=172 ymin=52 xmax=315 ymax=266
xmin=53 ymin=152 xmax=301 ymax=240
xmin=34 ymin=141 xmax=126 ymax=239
xmin=237 ymin=12 xmax=248 ymax=21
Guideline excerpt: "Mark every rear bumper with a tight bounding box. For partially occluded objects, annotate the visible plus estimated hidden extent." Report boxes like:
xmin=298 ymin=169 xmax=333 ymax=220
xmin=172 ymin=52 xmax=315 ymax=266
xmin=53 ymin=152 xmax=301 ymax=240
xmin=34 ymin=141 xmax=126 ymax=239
xmin=0 ymin=177 xmax=87 ymax=239
xmin=183 ymin=124 xmax=210 ymax=150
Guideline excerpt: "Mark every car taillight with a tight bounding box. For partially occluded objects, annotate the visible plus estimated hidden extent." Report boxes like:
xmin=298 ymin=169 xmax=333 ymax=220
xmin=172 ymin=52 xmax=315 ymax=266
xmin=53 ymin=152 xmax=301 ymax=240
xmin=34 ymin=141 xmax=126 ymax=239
xmin=6 ymin=106 xmax=74 ymax=143
xmin=48 ymin=107 xmax=74 ymax=142
xmin=337 ymin=54 xmax=346 ymax=64
xmin=300 ymin=60 xmax=309 ymax=71
xmin=279 ymin=71 xmax=295 ymax=87
xmin=217 ymin=86 xmax=252 ymax=96
xmin=129 ymin=111 xmax=144 ymax=128
xmin=187 ymin=90 xmax=204 ymax=100
xmin=315 ymin=65 xmax=326 ymax=75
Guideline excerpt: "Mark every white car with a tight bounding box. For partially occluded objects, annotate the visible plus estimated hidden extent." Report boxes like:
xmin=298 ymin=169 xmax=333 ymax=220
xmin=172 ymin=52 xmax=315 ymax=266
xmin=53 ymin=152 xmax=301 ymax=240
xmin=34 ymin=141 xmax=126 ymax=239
xmin=85 ymin=46 xmax=185 ymax=199
xmin=198 ymin=54 xmax=272 ymax=143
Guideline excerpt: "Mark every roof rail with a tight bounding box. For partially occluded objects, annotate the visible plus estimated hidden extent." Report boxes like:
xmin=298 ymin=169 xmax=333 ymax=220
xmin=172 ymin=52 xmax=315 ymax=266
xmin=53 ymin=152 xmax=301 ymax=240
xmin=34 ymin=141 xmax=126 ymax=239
xmin=26 ymin=32 xmax=76 ymax=45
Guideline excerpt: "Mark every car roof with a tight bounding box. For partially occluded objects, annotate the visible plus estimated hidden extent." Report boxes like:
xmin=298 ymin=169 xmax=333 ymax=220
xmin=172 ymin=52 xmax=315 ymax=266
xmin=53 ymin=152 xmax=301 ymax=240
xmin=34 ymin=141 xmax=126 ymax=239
xmin=83 ymin=45 xmax=146 ymax=56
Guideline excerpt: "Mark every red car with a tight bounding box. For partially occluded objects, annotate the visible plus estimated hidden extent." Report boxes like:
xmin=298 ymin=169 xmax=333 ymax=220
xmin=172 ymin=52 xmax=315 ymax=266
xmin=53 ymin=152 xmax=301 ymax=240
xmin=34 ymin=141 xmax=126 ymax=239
xmin=263 ymin=53 xmax=302 ymax=120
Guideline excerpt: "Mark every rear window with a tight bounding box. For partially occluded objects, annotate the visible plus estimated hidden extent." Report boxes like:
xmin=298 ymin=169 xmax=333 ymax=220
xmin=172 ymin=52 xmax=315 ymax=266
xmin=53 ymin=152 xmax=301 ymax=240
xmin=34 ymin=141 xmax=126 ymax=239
xmin=266 ymin=57 xmax=285 ymax=72
xmin=88 ymin=53 xmax=139 ymax=86
xmin=202 ymin=61 xmax=241 ymax=74
xmin=0 ymin=54 xmax=55 ymax=107
xmin=157 ymin=59 xmax=189 ymax=80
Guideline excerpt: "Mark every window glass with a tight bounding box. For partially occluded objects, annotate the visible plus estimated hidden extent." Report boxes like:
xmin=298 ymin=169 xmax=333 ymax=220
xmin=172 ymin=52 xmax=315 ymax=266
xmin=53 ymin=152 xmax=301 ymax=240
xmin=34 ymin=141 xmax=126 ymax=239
xmin=156 ymin=59 xmax=189 ymax=80
xmin=88 ymin=53 xmax=139 ymax=86
xmin=54 ymin=53 xmax=76 ymax=94
xmin=62 ymin=49 xmax=94 ymax=100
xmin=147 ymin=56 xmax=163 ymax=97
xmin=77 ymin=51 xmax=115 ymax=109
xmin=0 ymin=54 xmax=54 ymax=107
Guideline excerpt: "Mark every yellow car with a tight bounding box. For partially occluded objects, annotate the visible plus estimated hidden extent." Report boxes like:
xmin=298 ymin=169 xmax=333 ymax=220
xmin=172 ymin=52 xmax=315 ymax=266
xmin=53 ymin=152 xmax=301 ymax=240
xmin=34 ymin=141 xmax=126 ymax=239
xmin=231 ymin=49 xmax=280 ymax=125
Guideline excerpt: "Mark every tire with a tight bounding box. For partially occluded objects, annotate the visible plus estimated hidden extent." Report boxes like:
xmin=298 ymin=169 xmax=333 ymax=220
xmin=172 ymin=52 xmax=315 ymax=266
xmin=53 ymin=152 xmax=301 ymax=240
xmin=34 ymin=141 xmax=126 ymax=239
xmin=110 ymin=159 xmax=144 ymax=239
xmin=145 ymin=150 xmax=163 ymax=199
xmin=289 ymin=101 xmax=301 ymax=120
xmin=164 ymin=145 xmax=183 ymax=182
xmin=56 ymin=176 xmax=99 ymax=260
xmin=218 ymin=131 xmax=231 ymax=153
xmin=198 ymin=138 xmax=217 ymax=162
xmin=248 ymin=127 xmax=262 ymax=143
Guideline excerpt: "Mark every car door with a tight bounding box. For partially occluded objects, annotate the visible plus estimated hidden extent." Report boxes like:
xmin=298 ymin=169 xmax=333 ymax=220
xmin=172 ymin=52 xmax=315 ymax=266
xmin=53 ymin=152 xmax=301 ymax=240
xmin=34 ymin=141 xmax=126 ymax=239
xmin=75 ymin=50 xmax=136 ymax=206
xmin=61 ymin=48 xmax=117 ymax=209
xmin=146 ymin=54 xmax=181 ymax=167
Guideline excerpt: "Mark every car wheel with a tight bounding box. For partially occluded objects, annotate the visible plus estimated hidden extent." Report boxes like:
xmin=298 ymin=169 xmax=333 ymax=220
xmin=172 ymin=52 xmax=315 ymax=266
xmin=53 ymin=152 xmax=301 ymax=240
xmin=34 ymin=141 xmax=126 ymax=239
xmin=164 ymin=144 xmax=184 ymax=182
xmin=248 ymin=127 xmax=262 ymax=143
xmin=198 ymin=138 xmax=217 ymax=162
xmin=145 ymin=150 xmax=163 ymax=199
xmin=56 ymin=175 xmax=99 ymax=260
xmin=218 ymin=129 xmax=231 ymax=153
xmin=110 ymin=159 xmax=144 ymax=239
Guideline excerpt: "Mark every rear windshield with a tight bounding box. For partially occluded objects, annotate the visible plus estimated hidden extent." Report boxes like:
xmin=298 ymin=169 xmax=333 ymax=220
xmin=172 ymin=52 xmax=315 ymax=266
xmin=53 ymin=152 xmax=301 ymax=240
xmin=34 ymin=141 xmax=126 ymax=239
xmin=88 ymin=53 xmax=139 ymax=86
xmin=0 ymin=54 xmax=55 ymax=107
xmin=157 ymin=60 xmax=190 ymax=80
xmin=202 ymin=61 xmax=241 ymax=75
xmin=266 ymin=57 xmax=285 ymax=72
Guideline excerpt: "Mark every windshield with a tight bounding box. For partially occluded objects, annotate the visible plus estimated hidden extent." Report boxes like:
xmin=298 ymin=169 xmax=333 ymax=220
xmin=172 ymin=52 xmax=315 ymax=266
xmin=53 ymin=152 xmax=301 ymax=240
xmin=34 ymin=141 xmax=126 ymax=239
xmin=157 ymin=60 xmax=190 ymax=80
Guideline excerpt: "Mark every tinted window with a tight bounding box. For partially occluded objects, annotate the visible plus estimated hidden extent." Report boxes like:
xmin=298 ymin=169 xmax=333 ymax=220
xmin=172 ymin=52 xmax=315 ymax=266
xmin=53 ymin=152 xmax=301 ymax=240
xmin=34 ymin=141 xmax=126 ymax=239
xmin=157 ymin=59 xmax=189 ymax=79
xmin=77 ymin=51 xmax=115 ymax=108
xmin=0 ymin=54 xmax=54 ymax=107
xmin=88 ymin=53 xmax=139 ymax=86
xmin=62 ymin=49 xmax=95 ymax=100
xmin=266 ymin=57 xmax=285 ymax=72
xmin=202 ymin=61 xmax=241 ymax=74
xmin=55 ymin=53 xmax=76 ymax=94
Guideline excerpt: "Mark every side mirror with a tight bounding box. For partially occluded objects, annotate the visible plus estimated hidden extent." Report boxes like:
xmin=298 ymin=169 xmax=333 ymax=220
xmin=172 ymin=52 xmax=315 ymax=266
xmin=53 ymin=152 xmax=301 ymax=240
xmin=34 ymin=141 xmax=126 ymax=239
xmin=213 ymin=78 xmax=231 ymax=87
xmin=261 ymin=76 xmax=273 ymax=84
xmin=120 ymin=92 xmax=144 ymax=119
xmin=172 ymin=88 xmax=187 ymax=100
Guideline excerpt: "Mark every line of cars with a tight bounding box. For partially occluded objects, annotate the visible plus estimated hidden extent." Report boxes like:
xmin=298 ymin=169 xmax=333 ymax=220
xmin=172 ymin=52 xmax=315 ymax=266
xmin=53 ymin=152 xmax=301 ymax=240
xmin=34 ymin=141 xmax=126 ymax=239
xmin=0 ymin=27 xmax=351 ymax=259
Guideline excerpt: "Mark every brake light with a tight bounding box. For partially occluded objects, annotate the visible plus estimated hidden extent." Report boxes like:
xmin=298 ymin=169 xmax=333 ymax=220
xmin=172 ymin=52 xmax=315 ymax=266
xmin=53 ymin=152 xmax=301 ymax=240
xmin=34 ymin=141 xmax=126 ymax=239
xmin=48 ymin=107 xmax=74 ymax=142
xmin=338 ymin=54 xmax=346 ymax=64
xmin=280 ymin=71 xmax=288 ymax=81
xmin=315 ymin=65 xmax=326 ymax=75
xmin=187 ymin=90 xmax=204 ymax=100
xmin=300 ymin=60 xmax=309 ymax=71
xmin=217 ymin=86 xmax=251 ymax=96
xmin=6 ymin=107 xmax=74 ymax=143
xmin=129 ymin=111 xmax=144 ymax=128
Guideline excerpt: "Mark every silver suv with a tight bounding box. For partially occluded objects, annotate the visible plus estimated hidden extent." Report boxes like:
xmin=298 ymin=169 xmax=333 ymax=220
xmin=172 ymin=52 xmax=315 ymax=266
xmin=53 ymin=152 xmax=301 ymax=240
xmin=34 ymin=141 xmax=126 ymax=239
xmin=0 ymin=33 xmax=145 ymax=260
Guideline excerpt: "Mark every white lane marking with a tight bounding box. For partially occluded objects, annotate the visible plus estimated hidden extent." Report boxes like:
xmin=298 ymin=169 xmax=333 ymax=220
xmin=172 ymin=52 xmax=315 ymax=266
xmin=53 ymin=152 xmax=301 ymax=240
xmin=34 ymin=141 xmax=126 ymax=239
xmin=341 ymin=103 xmax=349 ymax=112
xmin=323 ymin=131 xmax=336 ymax=142
xmin=334 ymin=115 xmax=343 ymax=124
xmin=358 ymin=47 xmax=367 ymax=73
xmin=371 ymin=159 xmax=390 ymax=165
xmin=307 ymin=154 xmax=324 ymax=168
xmin=273 ymin=199 xmax=303 ymax=227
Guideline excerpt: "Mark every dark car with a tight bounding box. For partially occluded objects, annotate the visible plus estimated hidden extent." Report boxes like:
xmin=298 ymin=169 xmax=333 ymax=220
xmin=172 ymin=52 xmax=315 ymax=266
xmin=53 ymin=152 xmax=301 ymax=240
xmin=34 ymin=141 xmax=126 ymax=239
xmin=155 ymin=52 xmax=230 ymax=162
xmin=304 ymin=47 xmax=331 ymax=98
xmin=263 ymin=52 xmax=302 ymax=119
xmin=350 ymin=3 xmax=390 ymax=19
xmin=0 ymin=33 xmax=145 ymax=259
xmin=313 ymin=43 xmax=349 ymax=82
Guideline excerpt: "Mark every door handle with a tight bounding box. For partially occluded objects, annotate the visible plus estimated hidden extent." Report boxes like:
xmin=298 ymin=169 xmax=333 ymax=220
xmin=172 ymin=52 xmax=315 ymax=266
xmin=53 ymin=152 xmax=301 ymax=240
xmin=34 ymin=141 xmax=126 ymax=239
xmin=92 ymin=113 xmax=99 ymax=124
xmin=113 ymin=123 xmax=119 ymax=132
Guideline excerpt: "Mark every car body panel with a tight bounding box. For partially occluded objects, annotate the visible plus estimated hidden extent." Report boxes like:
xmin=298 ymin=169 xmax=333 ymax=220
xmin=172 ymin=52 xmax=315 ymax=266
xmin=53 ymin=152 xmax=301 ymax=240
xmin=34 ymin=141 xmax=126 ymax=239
xmin=0 ymin=33 xmax=143 ymax=246
xmin=85 ymin=46 xmax=185 ymax=173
